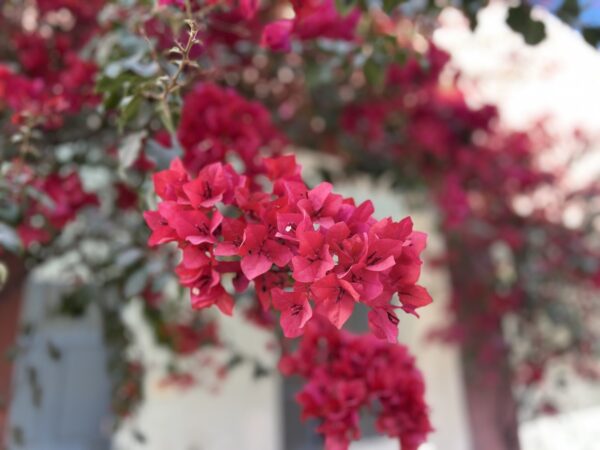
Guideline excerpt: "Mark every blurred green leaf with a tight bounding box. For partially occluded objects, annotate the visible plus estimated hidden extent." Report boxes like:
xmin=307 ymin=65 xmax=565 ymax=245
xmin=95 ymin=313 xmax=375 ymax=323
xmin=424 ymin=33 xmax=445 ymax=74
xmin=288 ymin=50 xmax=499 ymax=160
xmin=364 ymin=57 xmax=385 ymax=87
xmin=507 ymin=4 xmax=546 ymax=45
xmin=124 ymin=268 xmax=148 ymax=298
xmin=118 ymin=95 xmax=143 ymax=131
xmin=383 ymin=0 xmax=404 ymax=13
xmin=0 ymin=223 xmax=22 ymax=253
xmin=118 ymin=131 xmax=147 ymax=171
xmin=335 ymin=0 xmax=358 ymax=14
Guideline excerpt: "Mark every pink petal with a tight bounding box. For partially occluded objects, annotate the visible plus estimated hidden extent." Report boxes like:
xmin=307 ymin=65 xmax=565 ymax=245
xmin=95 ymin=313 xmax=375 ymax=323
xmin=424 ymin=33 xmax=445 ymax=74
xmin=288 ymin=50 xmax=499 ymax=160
xmin=318 ymin=294 xmax=354 ymax=329
xmin=181 ymin=246 xmax=211 ymax=269
xmin=214 ymin=242 xmax=240 ymax=256
xmin=239 ymin=0 xmax=259 ymax=19
xmin=398 ymin=284 xmax=433 ymax=317
xmin=308 ymin=182 xmax=333 ymax=211
xmin=265 ymin=239 xmax=293 ymax=267
xmin=241 ymin=253 xmax=272 ymax=280
xmin=292 ymin=256 xmax=333 ymax=283
xmin=240 ymin=224 xmax=268 ymax=253
xmin=366 ymin=254 xmax=395 ymax=272
xmin=368 ymin=308 xmax=399 ymax=343
xmin=261 ymin=20 xmax=293 ymax=52
xmin=281 ymin=302 xmax=312 ymax=338
xmin=272 ymin=288 xmax=313 ymax=337
xmin=216 ymin=291 xmax=234 ymax=316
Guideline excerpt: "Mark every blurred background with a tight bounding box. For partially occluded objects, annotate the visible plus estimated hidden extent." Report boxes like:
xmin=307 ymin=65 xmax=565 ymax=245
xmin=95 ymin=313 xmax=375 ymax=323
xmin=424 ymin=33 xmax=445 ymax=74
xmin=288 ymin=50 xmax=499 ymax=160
xmin=2 ymin=1 xmax=600 ymax=450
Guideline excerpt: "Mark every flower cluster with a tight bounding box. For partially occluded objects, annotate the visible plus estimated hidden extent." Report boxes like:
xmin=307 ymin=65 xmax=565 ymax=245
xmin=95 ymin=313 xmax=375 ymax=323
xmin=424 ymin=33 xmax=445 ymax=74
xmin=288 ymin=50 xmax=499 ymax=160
xmin=145 ymin=150 xmax=431 ymax=340
xmin=261 ymin=0 xmax=361 ymax=52
xmin=160 ymin=320 xmax=220 ymax=355
xmin=342 ymin=44 xmax=549 ymax=229
xmin=0 ymin=0 xmax=101 ymax=128
xmin=340 ymin=41 xmax=600 ymax=398
xmin=1 ymin=165 xmax=98 ymax=249
xmin=279 ymin=318 xmax=432 ymax=450
xmin=177 ymin=83 xmax=287 ymax=176
xmin=0 ymin=59 xmax=97 ymax=128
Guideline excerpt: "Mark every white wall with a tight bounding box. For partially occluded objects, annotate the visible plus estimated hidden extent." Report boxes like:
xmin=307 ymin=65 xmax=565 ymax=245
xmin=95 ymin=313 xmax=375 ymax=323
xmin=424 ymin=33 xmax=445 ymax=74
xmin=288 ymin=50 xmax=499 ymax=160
xmin=113 ymin=301 xmax=282 ymax=450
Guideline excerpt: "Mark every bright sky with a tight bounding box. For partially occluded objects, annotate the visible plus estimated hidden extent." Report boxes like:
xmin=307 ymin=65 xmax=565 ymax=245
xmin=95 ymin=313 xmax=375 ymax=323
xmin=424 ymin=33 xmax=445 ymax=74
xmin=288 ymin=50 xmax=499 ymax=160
xmin=435 ymin=3 xmax=600 ymax=135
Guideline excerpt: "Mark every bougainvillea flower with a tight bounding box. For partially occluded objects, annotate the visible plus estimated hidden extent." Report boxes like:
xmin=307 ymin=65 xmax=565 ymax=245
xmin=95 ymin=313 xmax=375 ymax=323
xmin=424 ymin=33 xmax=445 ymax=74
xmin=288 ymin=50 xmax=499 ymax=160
xmin=176 ymin=259 xmax=218 ymax=286
xmin=370 ymin=216 xmax=414 ymax=241
xmin=238 ymin=224 xmax=293 ymax=280
xmin=311 ymin=273 xmax=358 ymax=328
xmin=397 ymin=284 xmax=433 ymax=317
xmin=191 ymin=284 xmax=234 ymax=316
xmin=255 ymin=271 xmax=290 ymax=311
xmin=276 ymin=212 xmax=311 ymax=241
xmin=261 ymin=0 xmax=361 ymax=53
xmin=147 ymin=147 xmax=432 ymax=336
xmin=183 ymin=162 xmax=233 ymax=208
xmin=214 ymin=217 xmax=246 ymax=256
xmin=298 ymin=182 xmax=343 ymax=227
xmin=180 ymin=245 xmax=212 ymax=270
xmin=177 ymin=84 xmax=285 ymax=176
xmin=364 ymin=238 xmax=403 ymax=272
xmin=238 ymin=0 xmax=259 ymax=19
xmin=343 ymin=200 xmax=376 ymax=234
xmin=170 ymin=209 xmax=223 ymax=245
xmin=343 ymin=267 xmax=383 ymax=302
xmin=146 ymin=85 xmax=433 ymax=340
xmin=292 ymin=0 xmax=360 ymax=42
xmin=264 ymin=154 xmax=302 ymax=181
xmin=292 ymin=230 xmax=335 ymax=282
xmin=280 ymin=319 xmax=432 ymax=449
xmin=261 ymin=20 xmax=293 ymax=52
xmin=368 ymin=307 xmax=400 ymax=343
xmin=158 ymin=0 xmax=184 ymax=7
xmin=144 ymin=210 xmax=178 ymax=246
xmin=272 ymin=288 xmax=313 ymax=337
xmin=335 ymin=234 xmax=367 ymax=274
xmin=153 ymin=158 xmax=189 ymax=202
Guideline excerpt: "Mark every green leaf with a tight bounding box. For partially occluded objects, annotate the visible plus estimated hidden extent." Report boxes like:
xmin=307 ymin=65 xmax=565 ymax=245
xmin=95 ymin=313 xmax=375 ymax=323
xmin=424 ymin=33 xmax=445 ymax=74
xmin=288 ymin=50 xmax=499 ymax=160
xmin=364 ymin=57 xmax=385 ymax=88
xmin=335 ymin=0 xmax=357 ymax=14
xmin=118 ymin=95 xmax=143 ymax=131
xmin=97 ymin=72 xmax=145 ymax=112
xmin=158 ymin=101 xmax=177 ymax=135
xmin=506 ymin=4 xmax=546 ymax=45
xmin=118 ymin=131 xmax=147 ymax=171
xmin=59 ymin=287 xmax=94 ymax=318
xmin=582 ymin=27 xmax=600 ymax=47
xmin=383 ymin=0 xmax=403 ymax=13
